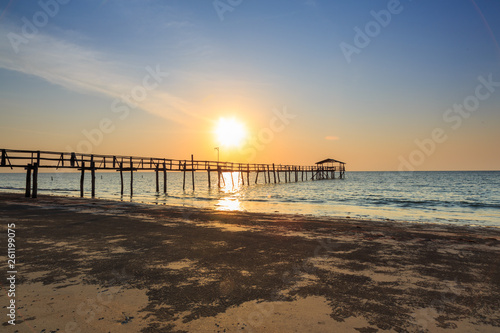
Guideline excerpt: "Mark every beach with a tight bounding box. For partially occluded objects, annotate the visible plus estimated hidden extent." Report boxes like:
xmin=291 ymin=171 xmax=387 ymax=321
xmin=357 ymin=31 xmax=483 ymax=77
xmin=1 ymin=193 xmax=500 ymax=332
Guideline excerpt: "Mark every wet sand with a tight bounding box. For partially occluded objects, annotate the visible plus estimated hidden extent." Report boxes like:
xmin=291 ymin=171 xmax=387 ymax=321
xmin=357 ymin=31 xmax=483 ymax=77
xmin=0 ymin=192 xmax=499 ymax=332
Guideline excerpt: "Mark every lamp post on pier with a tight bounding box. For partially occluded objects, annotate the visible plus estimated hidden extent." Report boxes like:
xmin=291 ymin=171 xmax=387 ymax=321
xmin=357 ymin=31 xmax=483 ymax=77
xmin=214 ymin=147 xmax=219 ymax=163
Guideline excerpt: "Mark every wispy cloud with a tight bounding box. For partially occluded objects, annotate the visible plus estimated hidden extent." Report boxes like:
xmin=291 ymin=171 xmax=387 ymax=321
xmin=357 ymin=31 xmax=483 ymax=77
xmin=0 ymin=21 xmax=197 ymax=124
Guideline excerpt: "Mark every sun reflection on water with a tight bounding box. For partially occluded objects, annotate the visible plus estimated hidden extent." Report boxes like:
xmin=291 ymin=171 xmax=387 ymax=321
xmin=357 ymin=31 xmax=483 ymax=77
xmin=216 ymin=172 xmax=243 ymax=211
xmin=220 ymin=172 xmax=242 ymax=193
xmin=216 ymin=196 xmax=242 ymax=211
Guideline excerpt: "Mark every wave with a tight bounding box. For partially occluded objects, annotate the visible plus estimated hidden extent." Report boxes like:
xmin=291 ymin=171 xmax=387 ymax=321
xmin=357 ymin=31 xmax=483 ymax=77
xmin=359 ymin=197 xmax=500 ymax=210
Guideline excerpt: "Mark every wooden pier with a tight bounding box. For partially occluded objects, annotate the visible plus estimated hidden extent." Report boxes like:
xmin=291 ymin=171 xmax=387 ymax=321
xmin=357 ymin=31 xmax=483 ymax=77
xmin=0 ymin=149 xmax=346 ymax=198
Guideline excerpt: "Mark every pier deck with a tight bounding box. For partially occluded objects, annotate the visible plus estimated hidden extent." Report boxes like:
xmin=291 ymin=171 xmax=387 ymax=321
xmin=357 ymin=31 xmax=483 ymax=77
xmin=0 ymin=149 xmax=346 ymax=198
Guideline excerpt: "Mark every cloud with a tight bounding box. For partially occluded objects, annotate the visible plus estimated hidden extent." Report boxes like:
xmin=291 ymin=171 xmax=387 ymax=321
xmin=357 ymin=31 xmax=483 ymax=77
xmin=0 ymin=21 xmax=197 ymax=124
xmin=325 ymin=136 xmax=339 ymax=140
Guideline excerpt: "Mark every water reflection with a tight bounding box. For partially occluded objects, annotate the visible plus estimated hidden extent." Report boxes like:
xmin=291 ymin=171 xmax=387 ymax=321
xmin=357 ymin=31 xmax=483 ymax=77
xmin=216 ymin=172 xmax=243 ymax=211
xmin=216 ymin=196 xmax=242 ymax=211
xmin=220 ymin=172 xmax=242 ymax=193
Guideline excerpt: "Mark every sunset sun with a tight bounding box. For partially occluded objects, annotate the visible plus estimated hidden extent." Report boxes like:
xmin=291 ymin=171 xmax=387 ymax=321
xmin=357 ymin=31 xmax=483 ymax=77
xmin=215 ymin=117 xmax=246 ymax=147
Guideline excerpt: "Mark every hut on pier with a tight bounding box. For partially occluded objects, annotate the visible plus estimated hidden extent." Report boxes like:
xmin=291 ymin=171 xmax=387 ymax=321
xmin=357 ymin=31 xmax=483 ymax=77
xmin=314 ymin=158 xmax=346 ymax=180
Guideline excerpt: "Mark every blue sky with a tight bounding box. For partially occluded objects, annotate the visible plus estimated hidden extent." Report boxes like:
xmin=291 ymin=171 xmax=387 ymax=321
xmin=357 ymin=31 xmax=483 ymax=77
xmin=1 ymin=0 xmax=499 ymax=170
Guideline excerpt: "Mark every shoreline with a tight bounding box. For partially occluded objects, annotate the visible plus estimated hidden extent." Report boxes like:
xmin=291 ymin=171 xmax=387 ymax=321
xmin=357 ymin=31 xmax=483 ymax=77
xmin=1 ymin=189 xmax=498 ymax=230
xmin=1 ymin=192 xmax=500 ymax=332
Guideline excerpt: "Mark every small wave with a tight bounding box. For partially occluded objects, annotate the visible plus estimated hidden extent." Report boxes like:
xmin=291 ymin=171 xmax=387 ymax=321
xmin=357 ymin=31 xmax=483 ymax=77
xmin=47 ymin=188 xmax=78 ymax=193
xmin=0 ymin=186 xmax=24 ymax=191
xmin=246 ymin=199 xmax=269 ymax=202
xmin=363 ymin=197 xmax=500 ymax=211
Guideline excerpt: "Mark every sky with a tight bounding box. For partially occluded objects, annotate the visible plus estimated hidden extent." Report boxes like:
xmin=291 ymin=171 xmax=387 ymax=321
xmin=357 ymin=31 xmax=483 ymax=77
xmin=0 ymin=0 xmax=499 ymax=171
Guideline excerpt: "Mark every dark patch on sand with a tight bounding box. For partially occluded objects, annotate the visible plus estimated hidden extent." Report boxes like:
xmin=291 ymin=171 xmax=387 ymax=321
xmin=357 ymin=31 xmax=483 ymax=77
xmin=1 ymin=193 xmax=500 ymax=332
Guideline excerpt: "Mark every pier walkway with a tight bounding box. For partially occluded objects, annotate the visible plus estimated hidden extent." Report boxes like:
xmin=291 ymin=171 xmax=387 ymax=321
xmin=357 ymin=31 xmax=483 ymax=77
xmin=0 ymin=149 xmax=346 ymax=198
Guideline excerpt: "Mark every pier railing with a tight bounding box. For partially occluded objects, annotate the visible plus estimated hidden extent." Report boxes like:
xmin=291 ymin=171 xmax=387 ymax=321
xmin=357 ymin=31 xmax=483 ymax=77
xmin=0 ymin=149 xmax=345 ymax=198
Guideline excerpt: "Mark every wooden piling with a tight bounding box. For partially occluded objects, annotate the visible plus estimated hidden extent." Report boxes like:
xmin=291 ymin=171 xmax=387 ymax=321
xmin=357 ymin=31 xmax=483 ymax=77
xmin=208 ymin=166 xmax=211 ymax=188
xmin=246 ymin=164 xmax=250 ymax=185
xmin=31 ymin=163 xmax=38 ymax=198
xmin=163 ymin=162 xmax=167 ymax=193
xmin=130 ymin=157 xmax=133 ymax=196
xmin=25 ymin=164 xmax=32 ymax=198
xmin=217 ymin=165 xmax=221 ymax=189
xmin=155 ymin=166 xmax=159 ymax=192
xmin=80 ymin=162 xmax=85 ymax=197
xmin=255 ymin=168 xmax=259 ymax=184
xmin=191 ymin=155 xmax=195 ymax=191
xmin=91 ymin=161 xmax=95 ymax=198
xmin=120 ymin=164 xmax=124 ymax=196
xmin=183 ymin=161 xmax=186 ymax=190
xmin=272 ymin=164 xmax=277 ymax=184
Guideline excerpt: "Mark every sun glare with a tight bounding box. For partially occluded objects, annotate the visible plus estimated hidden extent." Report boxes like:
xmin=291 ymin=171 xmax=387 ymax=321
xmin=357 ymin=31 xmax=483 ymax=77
xmin=215 ymin=117 xmax=246 ymax=147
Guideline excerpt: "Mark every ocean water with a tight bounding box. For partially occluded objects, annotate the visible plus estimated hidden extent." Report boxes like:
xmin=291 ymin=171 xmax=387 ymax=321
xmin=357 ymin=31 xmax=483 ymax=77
xmin=0 ymin=171 xmax=499 ymax=227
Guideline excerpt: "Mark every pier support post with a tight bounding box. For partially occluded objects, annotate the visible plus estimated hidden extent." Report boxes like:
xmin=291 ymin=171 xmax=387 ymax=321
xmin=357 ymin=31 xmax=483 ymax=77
xmin=191 ymin=155 xmax=195 ymax=191
xmin=91 ymin=161 xmax=95 ymax=198
xmin=246 ymin=165 xmax=250 ymax=185
xmin=130 ymin=157 xmax=133 ymax=197
xmin=217 ymin=165 xmax=221 ymax=189
xmin=208 ymin=166 xmax=211 ymax=188
xmin=163 ymin=162 xmax=167 ymax=193
xmin=273 ymin=164 xmax=277 ymax=184
xmin=155 ymin=166 xmax=159 ymax=192
xmin=183 ymin=162 xmax=186 ymax=190
xmin=32 ymin=163 xmax=38 ymax=198
xmin=120 ymin=165 xmax=124 ymax=196
xmin=25 ymin=164 xmax=32 ymax=198
xmin=80 ymin=162 xmax=85 ymax=197
xmin=255 ymin=168 xmax=259 ymax=184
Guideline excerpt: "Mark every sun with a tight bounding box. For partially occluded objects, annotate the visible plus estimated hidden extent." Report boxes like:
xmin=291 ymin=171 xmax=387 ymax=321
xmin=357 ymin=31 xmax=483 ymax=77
xmin=215 ymin=117 xmax=246 ymax=147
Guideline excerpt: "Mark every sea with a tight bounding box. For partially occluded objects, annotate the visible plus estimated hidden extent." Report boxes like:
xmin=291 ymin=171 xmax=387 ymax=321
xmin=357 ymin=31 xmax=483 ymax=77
xmin=0 ymin=171 xmax=499 ymax=227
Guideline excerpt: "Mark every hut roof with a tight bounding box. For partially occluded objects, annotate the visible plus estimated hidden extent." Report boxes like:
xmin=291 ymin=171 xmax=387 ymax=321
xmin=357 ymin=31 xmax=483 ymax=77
xmin=315 ymin=158 xmax=346 ymax=165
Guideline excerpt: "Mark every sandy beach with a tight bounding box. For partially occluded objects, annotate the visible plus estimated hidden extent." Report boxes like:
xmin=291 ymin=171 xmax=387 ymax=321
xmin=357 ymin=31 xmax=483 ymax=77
xmin=1 ymin=193 xmax=499 ymax=332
